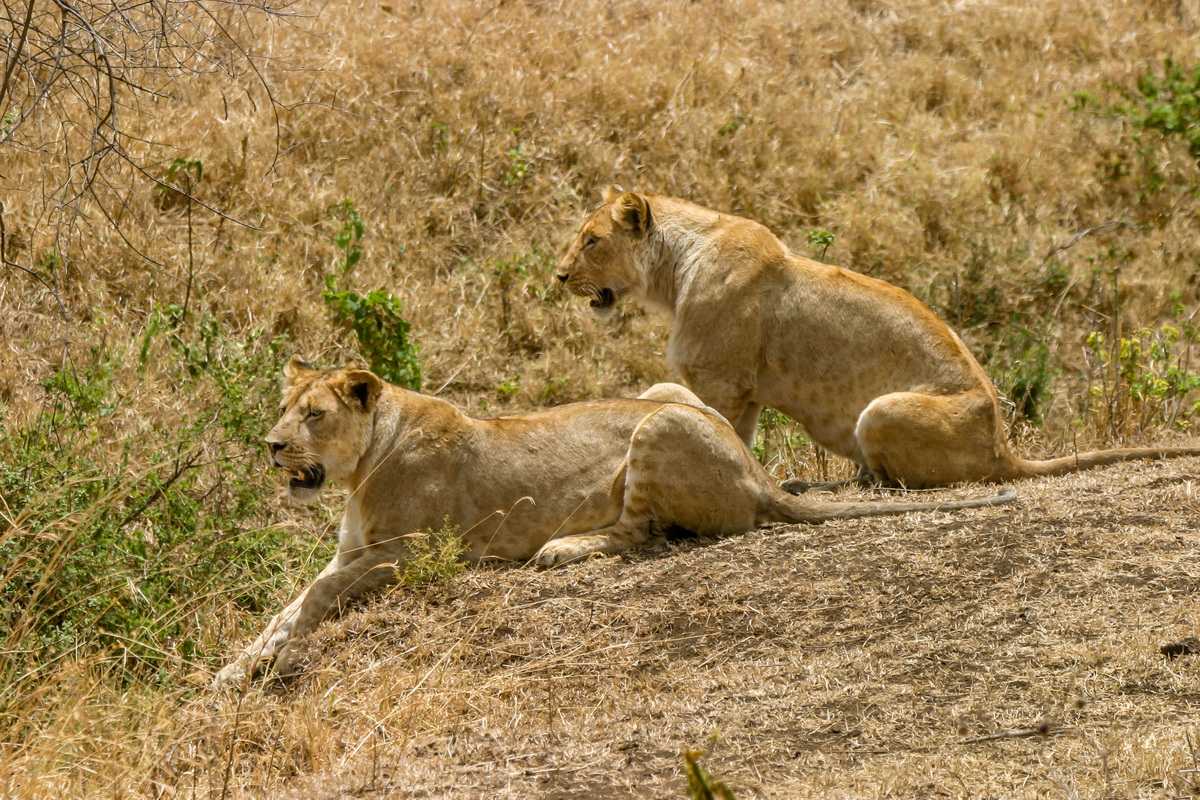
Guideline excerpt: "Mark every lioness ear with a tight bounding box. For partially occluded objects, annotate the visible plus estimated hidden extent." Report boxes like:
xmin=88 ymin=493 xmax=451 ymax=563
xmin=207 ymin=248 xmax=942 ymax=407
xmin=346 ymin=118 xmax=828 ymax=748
xmin=333 ymin=369 xmax=383 ymax=412
xmin=612 ymin=191 xmax=652 ymax=237
xmin=283 ymin=354 xmax=318 ymax=387
xmin=602 ymin=184 xmax=626 ymax=204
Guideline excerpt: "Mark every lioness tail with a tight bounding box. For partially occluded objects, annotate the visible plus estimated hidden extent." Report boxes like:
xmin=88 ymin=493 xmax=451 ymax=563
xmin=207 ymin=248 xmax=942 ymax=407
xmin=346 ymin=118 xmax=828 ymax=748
xmin=767 ymin=486 xmax=1017 ymax=525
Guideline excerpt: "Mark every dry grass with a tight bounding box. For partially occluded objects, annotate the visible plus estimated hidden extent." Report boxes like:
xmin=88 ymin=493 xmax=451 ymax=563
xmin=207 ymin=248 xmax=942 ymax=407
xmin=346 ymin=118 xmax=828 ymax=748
xmin=5 ymin=0 xmax=1200 ymax=797
xmin=5 ymin=0 xmax=1200 ymax=430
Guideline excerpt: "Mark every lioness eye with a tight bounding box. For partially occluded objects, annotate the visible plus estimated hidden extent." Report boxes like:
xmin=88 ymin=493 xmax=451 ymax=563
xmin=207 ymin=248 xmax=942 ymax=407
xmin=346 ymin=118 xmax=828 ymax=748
xmin=583 ymin=234 xmax=599 ymax=248
xmin=307 ymin=409 xmax=324 ymax=420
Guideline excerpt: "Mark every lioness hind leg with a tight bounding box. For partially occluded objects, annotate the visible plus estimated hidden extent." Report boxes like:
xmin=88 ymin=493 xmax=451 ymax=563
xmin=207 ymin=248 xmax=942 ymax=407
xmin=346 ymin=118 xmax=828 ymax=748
xmin=536 ymin=404 xmax=763 ymax=570
xmin=533 ymin=520 xmax=654 ymax=568
xmin=854 ymin=390 xmax=1009 ymax=489
xmin=637 ymin=383 xmax=705 ymax=406
xmin=636 ymin=383 xmax=734 ymax=427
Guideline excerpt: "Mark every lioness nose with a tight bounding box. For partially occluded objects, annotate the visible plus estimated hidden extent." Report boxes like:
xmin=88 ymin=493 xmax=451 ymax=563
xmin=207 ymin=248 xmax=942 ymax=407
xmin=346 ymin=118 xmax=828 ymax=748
xmin=266 ymin=440 xmax=284 ymax=455
xmin=556 ymin=272 xmax=568 ymax=283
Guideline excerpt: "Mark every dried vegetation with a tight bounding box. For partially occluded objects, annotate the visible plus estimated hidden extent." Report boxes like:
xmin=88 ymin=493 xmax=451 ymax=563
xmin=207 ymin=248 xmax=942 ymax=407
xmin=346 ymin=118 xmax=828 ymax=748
xmin=3 ymin=0 xmax=1200 ymax=797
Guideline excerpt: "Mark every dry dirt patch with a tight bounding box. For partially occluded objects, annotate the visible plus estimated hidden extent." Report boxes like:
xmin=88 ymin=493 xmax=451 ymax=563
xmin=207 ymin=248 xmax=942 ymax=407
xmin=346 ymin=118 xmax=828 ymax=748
xmin=216 ymin=459 xmax=1200 ymax=799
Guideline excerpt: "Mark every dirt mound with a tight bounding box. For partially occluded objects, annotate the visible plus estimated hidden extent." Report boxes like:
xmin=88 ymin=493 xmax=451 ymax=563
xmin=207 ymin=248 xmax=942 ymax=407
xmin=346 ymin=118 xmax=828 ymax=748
xmin=239 ymin=458 xmax=1200 ymax=799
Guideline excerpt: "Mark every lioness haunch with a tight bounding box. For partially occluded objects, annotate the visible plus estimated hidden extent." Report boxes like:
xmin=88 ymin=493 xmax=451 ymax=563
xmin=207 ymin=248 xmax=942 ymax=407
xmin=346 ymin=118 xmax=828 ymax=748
xmin=557 ymin=187 xmax=1200 ymax=489
xmin=213 ymin=356 xmax=1014 ymax=687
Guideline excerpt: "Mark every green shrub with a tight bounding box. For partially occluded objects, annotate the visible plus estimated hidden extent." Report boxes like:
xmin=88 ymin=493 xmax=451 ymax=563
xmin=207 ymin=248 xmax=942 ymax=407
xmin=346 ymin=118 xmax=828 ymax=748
xmin=806 ymin=229 xmax=835 ymax=262
xmin=1080 ymin=297 xmax=1200 ymax=439
xmin=1119 ymin=57 xmax=1200 ymax=164
xmin=1075 ymin=57 xmax=1200 ymax=195
xmin=989 ymin=324 xmax=1059 ymax=426
xmin=324 ymin=286 xmax=423 ymax=390
xmin=322 ymin=199 xmax=422 ymax=390
xmin=0 ymin=318 xmax=309 ymax=713
xmin=395 ymin=521 xmax=467 ymax=588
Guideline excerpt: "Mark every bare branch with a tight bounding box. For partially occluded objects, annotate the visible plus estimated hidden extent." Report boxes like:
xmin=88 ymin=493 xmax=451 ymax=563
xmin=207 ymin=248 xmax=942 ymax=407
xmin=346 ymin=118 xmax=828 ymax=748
xmin=0 ymin=0 xmax=36 ymax=112
xmin=0 ymin=0 xmax=300 ymax=309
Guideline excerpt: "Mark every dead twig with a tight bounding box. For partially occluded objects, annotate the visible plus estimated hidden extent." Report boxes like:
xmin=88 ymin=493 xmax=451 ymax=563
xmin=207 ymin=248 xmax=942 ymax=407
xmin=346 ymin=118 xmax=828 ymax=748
xmin=958 ymin=723 xmax=1071 ymax=744
xmin=1042 ymin=220 xmax=1128 ymax=266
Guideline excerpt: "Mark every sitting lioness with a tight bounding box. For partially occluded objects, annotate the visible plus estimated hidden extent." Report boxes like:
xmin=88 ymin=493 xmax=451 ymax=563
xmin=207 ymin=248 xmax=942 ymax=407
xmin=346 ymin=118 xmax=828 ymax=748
xmin=557 ymin=187 xmax=1200 ymax=489
xmin=212 ymin=356 xmax=1014 ymax=687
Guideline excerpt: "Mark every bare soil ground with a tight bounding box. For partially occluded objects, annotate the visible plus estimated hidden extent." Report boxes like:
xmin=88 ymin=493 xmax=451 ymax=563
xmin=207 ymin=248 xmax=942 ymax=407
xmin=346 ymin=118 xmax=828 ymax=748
xmin=206 ymin=457 xmax=1200 ymax=800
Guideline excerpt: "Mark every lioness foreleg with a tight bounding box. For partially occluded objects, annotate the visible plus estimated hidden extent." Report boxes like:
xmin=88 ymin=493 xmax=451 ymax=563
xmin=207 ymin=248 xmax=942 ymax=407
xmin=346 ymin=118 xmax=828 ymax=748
xmin=272 ymin=547 xmax=406 ymax=678
xmin=211 ymin=555 xmax=344 ymax=689
xmin=698 ymin=394 xmax=759 ymax=445
xmin=731 ymin=401 xmax=762 ymax=446
xmin=673 ymin=366 xmax=759 ymax=445
xmin=213 ymin=539 xmax=411 ymax=687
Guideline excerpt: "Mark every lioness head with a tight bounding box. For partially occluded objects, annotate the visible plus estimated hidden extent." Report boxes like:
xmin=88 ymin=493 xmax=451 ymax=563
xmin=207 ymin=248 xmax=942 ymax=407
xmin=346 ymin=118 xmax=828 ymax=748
xmin=557 ymin=186 xmax=653 ymax=312
xmin=265 ymin=356 xmax=383 ymax=503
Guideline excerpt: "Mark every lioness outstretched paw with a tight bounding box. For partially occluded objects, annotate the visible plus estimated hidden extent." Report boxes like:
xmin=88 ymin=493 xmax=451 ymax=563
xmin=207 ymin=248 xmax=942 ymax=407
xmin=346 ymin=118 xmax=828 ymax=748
xmin=273 ymin=643 xmax=307 ymax=681
xmin=211 ymin=646 xmax=283 ymax=690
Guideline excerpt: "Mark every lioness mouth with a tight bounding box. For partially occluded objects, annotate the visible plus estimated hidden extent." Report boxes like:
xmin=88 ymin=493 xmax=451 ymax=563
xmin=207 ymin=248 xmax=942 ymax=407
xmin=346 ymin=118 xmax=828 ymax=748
xmin=590 ymin=288 xmax=616 ymax=309
xmin=289 ymin=464 xmax=325 ymax=491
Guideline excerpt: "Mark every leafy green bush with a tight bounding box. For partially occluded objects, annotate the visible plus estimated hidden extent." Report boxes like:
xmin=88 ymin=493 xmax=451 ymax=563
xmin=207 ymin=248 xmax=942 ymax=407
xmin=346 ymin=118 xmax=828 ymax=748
xmin=990 ymin=324 xmax=1059 ymax=426
xmin=1119 ymin=57 xmax=1200 ymax=164
xmin=1074 ymin=57 xmax=1200 ymax=195
xmin=806 ymin=229 xmax=835 ymax=262
xmin=1080 ymin=296 xmax=1200 ymax=439
xmin=324 ymin=287 xmax=423 ymax=390
xmin=0 ymin=317 xmax=309 ymax=711
xmin=322 ymin=199 xmax=422 ymax=390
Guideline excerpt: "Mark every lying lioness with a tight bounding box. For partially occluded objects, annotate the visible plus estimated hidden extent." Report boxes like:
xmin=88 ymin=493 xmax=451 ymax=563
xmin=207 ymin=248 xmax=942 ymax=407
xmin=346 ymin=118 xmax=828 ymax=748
xmin=556 ymin=187 xmax=1200 ymax=489
xmin=212 ymin=356 xmax=1014 ymax=687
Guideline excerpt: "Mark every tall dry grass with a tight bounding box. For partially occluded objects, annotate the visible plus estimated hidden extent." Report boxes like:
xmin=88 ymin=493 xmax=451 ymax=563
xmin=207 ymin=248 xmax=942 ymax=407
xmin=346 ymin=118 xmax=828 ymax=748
xmin=6 ymin=0 xmax=1200 ymax=426
xmin=3 ymin=0 xmax=1200 ymax=796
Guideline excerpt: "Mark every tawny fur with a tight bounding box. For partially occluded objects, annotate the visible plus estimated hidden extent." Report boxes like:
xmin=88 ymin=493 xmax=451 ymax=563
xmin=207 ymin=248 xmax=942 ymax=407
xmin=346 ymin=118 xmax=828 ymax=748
xmin=212 ymin=358 xmax=1014 ymax=687
xmin=557 ymin=188 xmax=1200 ymax=489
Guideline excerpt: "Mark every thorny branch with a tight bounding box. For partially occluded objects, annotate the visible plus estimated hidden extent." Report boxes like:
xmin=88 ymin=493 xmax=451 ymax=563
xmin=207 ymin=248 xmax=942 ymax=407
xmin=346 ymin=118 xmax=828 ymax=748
xmin=958 ymin=722 xmax=1072 ymax=744
xmin=0 ymin=0 xmax=35 ymax=113
xmin=1042 ymin=220 xmax=1128 ymax=265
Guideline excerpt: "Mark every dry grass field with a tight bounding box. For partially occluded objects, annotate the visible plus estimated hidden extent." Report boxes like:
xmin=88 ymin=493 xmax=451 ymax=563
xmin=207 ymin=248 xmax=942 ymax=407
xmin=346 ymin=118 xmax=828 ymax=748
xmin=3 ymin=0 xmax=1200 ymax=797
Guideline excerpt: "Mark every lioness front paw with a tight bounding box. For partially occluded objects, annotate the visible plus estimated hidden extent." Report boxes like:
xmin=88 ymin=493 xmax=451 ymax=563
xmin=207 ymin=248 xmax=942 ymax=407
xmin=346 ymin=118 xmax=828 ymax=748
xmin=211 ymin=661 xmax=249 ymax=691
xmin=211 ymin=647 xmax=281 ymax=690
